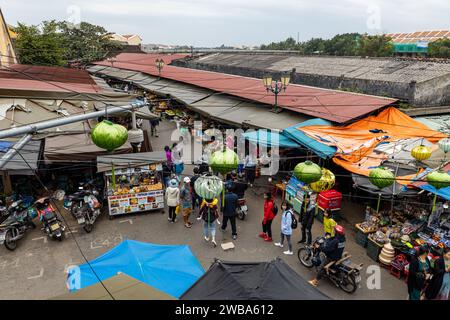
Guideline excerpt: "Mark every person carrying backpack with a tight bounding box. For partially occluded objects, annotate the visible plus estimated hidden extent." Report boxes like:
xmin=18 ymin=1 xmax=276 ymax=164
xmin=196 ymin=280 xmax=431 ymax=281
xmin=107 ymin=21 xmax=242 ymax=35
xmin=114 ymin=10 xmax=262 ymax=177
xmin=197 ymin=198 xmax=220 ymax=248
xmin=259 ymin=192 xmax=276 ymax=242
xmin=274 ymin=202 xmax=296 ymax=255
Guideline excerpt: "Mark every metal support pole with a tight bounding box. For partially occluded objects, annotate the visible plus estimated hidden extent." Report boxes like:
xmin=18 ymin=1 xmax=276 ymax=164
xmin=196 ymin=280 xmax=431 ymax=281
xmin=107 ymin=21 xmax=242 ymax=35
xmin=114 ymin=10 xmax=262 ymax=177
xmin=0 ymin=102 xmax=144 ymax=140
xmin=0 ymin=134 xmax=32 ymax=170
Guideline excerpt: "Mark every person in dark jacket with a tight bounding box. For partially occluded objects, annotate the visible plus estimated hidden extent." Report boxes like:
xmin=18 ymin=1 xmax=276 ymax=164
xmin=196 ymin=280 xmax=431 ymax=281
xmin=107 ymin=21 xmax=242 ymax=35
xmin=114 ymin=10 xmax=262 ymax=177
xmin=190 ymin=167 xmax=201 ymax=211
xmin=424 ymin=247 xmax=449 ymax=300
xmin=309 ymin=225 xmax=346 ymax=287
xmin=299 ymin=198 xmax=315 ymax=245
xmin=230 ymin=171 xmax=248 ymax=199
xmin=197 ymin=198 xmax=220 ymax=248
xmin=221 ymin=185 xmax=239 ymax=240
xmin=407 ymin=246 xmax=431 ymax=300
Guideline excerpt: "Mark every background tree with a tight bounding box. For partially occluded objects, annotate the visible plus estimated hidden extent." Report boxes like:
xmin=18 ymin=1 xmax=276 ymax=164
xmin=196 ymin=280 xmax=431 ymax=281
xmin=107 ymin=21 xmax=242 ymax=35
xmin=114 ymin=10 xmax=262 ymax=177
xmin=57 ymin=21 xmax=123 ymax=64
xmin=428 ymin=39 xmax=450 ymax=58
xmin=357 ymin=35 xmax=394 ymax=57
xmin=13 ymin=21 xmax=67 ymax=66
xmin=325 ymin=33 xmax=360 ymax=56
xmin=13 ymin=20 xmax=123 ymax=66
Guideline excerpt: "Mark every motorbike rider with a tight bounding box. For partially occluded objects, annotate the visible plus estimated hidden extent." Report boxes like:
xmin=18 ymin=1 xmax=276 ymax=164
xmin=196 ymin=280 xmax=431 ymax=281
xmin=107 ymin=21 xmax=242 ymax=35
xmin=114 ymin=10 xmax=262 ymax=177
xmin=229 ymin=171 xmax=248 ymax=199
xmin=308 ymin=224 xmax=346 ymax=287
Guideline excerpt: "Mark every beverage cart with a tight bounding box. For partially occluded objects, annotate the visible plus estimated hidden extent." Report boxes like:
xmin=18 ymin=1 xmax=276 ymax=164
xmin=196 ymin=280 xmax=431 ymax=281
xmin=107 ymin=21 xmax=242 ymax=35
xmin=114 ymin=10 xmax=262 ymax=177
xmin=96 ymin=152 xmax=166 ymax=218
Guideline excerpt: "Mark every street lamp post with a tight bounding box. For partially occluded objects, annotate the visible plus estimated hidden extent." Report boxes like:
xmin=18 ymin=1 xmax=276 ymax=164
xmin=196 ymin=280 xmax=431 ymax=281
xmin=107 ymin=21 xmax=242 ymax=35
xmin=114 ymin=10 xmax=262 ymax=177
xmin=262 ymin=73 xmax=290 ymax=113
xmin=155 ymin=58 xmax=165 ymax=78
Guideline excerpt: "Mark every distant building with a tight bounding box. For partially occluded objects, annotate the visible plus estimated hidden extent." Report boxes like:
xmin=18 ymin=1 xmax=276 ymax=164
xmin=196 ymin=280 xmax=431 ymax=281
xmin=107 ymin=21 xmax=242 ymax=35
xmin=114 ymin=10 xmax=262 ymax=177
xmin=0 ymin=8 xmax=17 ymax=67
xmin=386 ymin=30 xmax=450 ymax=56
xmin=110 ymin=33 xmax=142 ymax=47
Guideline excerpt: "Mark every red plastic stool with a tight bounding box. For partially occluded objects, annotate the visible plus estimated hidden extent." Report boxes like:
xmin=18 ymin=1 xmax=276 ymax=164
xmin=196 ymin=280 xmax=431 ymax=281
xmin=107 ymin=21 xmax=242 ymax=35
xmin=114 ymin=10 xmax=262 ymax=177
xmin=390 ymin=265 xmax=403 ymax=279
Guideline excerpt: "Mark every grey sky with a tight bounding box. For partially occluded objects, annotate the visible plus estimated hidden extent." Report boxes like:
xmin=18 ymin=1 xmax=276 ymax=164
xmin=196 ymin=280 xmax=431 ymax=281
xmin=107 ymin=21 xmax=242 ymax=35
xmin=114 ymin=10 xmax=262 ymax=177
xmin=2 ymin=0 xmax=449 ymax=47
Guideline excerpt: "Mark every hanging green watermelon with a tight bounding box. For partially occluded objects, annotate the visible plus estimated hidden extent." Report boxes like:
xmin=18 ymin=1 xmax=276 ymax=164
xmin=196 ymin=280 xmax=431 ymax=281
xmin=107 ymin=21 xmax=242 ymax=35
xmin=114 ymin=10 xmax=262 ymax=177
xmin=426 ymin=170 xmax=450 ymax=190
xmin=369 ymin=167 xmax=395 ymax=189
xmin=209 ymin=149 xmax=238 ymax=175
xmin=194 ymin=175 xmax=223 ymax=200
xmin=294 ymin=161 xmax=322 ymax=184
xmin=91 ymin=120 xmax=128 ymax=152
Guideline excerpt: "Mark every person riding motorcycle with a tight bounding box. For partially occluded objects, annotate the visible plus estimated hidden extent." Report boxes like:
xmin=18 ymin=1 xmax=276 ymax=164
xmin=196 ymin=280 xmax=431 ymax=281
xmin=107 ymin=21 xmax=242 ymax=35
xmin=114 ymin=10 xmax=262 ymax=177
xmin=308 ymin=225 xmax=346 ymax=287
xmin=228 ymin=171 xmax=248 ymax=199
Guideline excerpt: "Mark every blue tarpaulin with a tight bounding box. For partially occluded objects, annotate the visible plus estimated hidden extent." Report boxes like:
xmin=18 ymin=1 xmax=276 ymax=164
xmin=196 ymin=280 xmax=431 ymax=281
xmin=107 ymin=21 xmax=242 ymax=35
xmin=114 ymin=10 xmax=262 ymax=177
xmin=67 ymin=240 xmax=205 ymax=298
xmin=282 ymin=119 xmax=337 ymax=159
xmin=242 ymin=131 xmax=300 ymax=148
xmin=0 ymin=141 xmax=13 ymax=152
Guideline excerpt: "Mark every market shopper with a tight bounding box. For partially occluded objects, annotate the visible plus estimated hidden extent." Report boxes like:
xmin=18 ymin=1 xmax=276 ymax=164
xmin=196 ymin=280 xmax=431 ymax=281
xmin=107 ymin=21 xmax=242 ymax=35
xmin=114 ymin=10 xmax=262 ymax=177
xmin=407 ymin=246 xmax=431 ymax=300
xmin=221 ymin=185 xmax=239 ymax=240
xmin=309 ymin=225 xmax=346 ymax=287
xmin=323 ymin=209 xmax=337 ymax=238
xmin=299 ymin=198 xmax=315 ymax=245
xmin=425 ymin=247 xmax=450 ymax=300
xmin=244 ymin=151 xmax=257 ymax=187
xmin=230 ymin=171 xmax=248 ymax=199
xmin=164 ymin=146 xmax=173 ymax=168
xmin=259 ymin=193 xmax=276 ymax=242
xmin=274 ymin=202 xmax=294 ymax=255
xmin=165 ymin=179 xmax=180 ymax=223
xmin=190 ymin=167 xmax=202 ymax=211
xmin=150 ymin=118 xmax=160 ymax=137
xmin=180 ymin=177 xmax=193 ymax=228
xmin=198 ymin=198 xmax=220 ymax=248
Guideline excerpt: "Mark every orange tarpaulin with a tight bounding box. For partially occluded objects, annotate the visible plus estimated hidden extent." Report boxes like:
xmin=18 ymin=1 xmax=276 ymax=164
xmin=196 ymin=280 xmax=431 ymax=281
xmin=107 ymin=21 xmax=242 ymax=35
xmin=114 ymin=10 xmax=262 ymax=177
xmin=298 ymin=107 xmax=447 ymax=176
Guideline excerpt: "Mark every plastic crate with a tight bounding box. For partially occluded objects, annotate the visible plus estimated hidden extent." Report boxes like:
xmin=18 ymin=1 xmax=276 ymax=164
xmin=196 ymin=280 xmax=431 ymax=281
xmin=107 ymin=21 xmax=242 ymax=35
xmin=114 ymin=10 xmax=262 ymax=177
xmin=366 ymin=238 xmax=383 ymax=262
xmin=318 ymin=190 xmax=342 ymax=211
xmin=355 ymin=228 xmax=369 ymax=248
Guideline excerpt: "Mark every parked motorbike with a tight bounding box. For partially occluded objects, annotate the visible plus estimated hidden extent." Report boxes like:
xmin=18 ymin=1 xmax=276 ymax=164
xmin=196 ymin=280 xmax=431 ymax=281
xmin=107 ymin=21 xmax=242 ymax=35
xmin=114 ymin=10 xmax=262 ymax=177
xmin=0 ymin=201 xmax=37 ymax=251
xmin=64 ymin=182 xmax=102 ymax=233
xmin=297 ymin=237 xmax=363 ymax=294
xmin=236 ymin=198 xmax=248 ymax=220
xmin=35 ymin=197 xmax=66 ymax=241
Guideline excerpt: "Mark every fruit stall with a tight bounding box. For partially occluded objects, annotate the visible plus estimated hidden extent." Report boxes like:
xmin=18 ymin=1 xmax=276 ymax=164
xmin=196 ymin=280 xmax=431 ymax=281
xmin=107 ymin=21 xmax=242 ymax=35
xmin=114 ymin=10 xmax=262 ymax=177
xmin=96 ymin=152 xmax=167 ymax=217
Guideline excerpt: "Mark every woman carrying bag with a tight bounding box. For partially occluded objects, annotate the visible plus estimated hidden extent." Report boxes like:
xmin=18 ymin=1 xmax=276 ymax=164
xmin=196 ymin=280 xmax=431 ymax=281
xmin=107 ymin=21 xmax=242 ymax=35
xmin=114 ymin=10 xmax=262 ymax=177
xmin=425 ymin=247 xmax=450 ymax=300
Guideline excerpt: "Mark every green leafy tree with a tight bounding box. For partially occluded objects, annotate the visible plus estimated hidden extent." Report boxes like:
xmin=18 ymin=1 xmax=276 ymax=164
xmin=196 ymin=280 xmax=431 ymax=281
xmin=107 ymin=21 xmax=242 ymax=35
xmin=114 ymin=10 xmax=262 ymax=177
xmin=13 ymin=21 xmax=67 ymax=66
xmin=357 ymin=35 xmax=393 ymax=57
xmin=428 ymin=39 xmax=450 ymax=58
xmin=57 ymin=21 xmax=123 ymax=64
xmin=325 ymin=33 xmax=360 ymax=56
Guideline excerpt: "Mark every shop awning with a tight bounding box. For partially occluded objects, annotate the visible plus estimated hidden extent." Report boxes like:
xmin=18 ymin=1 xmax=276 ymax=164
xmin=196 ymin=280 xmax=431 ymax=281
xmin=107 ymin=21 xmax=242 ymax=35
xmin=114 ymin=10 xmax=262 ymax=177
xmin=53 ymin=273 xmax=176 ymax=300
xmin=44 ymin=133 xmax=132 ymax=162
xmin=0 ymin=139 xmax=42 ymax=175
xmin=97 ymin=151 xmax=166 ymax=173
xmin=242 ymin=131 xmax=301 ymax=148
xmin=282 ymin=119 xmax=337 ymax=159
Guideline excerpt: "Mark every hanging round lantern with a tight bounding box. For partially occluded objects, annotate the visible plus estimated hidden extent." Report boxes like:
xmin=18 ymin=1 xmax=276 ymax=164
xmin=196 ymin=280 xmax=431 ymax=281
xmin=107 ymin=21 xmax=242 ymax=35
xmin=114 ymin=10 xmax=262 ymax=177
xmin=426 ymin=170 xmax=450 ymax=190
xmin=369 ymin=167 xmax=395 ymax=190
xmin=194 ymin=175 xmax=223 ymax=200
xmin=209 ymin=149 xmax=238 ymax=175
xmin=310 ymin=168 xmax=335 ymax=193
xmin=294 ymin=161 xmax=322 ymax=184
xmin=411 ymin=145 xmax=432 ymax=161
xmin=91 ymin=120 xmax=128 ymax=152
xmin=438 ymin=138 xmax=450 ymax=154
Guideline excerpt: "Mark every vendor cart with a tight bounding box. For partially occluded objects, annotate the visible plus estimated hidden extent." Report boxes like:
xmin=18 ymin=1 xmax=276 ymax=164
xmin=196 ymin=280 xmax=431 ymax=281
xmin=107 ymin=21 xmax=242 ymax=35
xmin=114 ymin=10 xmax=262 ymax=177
xmin=96 ymin=152 xmax=166 ymax=218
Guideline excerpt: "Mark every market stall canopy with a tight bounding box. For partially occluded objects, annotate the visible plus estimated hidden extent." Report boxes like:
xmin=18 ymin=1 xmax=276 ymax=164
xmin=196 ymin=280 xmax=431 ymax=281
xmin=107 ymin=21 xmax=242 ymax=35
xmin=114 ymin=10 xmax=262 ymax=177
xmin=53 ymin=273 xmax=176 ymax=300
xmin=44 ymin=133 xmax=132 ymax=162
xmin=415 ymin=115 xmax=450 ymax=135
xmin=0 ymin=64 xmax=135 ymax=101
xmin=0 ymin=139 xmax=42 ymax=175
xmin=181 ymin=258 xmax=329 ymax=300
xmin=97 ymin=151 xmax=166 ymax=173
xmin=87 ymin=65 xmax=310 ymax=130
xmin=66 ymin=240 xmax=204 ymax=299
xmin=94 ymin=101 xmax=159 ymax=120
xmin=352 ymin=161 xmax=419 ymax=196
xmin=297 ymin=107 xmax=447 ymax=176
xmin=93 ymin=53 xmax=397 ymax=123
xmin=242 ymin=130 xmax=301 ymax=148
xmin=282 ymin=119 xmax=337 ymax=159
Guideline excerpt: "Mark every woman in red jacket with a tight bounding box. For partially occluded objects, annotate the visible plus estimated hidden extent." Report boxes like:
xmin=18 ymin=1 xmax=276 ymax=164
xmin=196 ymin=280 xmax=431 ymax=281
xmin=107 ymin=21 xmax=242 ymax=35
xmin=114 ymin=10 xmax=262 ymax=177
xmin=259 ymin=192 xmax=275 ymax=242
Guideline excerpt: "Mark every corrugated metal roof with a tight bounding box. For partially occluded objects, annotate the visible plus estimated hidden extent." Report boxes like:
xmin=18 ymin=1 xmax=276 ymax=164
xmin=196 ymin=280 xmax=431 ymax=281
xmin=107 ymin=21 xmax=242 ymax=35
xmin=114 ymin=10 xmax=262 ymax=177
xmin=94 ymin=53 xmax=396 ymax=123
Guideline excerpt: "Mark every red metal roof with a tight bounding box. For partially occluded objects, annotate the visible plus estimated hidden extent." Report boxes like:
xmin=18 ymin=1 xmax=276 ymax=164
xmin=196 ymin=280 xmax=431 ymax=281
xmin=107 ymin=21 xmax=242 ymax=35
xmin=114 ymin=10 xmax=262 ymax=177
xmin=0 ymin=64 xmax=103 ymax=94
xmin=94 ymin=53 xmax=396 ymax=123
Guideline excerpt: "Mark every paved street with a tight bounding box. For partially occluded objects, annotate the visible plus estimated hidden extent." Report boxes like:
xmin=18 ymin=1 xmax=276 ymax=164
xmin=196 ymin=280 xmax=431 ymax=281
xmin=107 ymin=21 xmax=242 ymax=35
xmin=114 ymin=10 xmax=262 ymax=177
xmin=0 ymin=120 xmax=407 ymax=300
